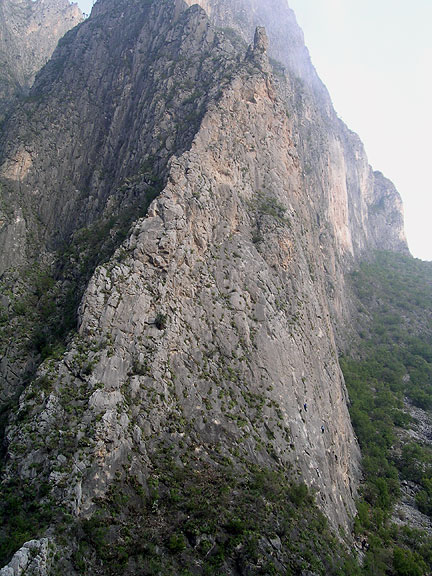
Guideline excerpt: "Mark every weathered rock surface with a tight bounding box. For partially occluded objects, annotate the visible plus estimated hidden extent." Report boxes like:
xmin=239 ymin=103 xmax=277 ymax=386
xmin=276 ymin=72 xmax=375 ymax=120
xmin=0 ymin=0 xmax=245 ymax=266
xmin=0 ymin=539 xmax=53 ymax=576
xmin=0 ymin=0 xmax=82 ymax=122
xmin=0 ymin=0 xmax=407 ymax=399
xmin=4 ymin=8 xmax=359 ymax=540
xmin=0 ymin=0 xmax=413 ymax=572
xmin=184 ymin=0 xmax=408 ymax=246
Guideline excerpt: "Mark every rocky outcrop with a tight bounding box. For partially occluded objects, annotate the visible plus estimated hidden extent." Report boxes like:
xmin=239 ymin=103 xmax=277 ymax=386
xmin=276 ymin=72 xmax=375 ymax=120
xmin=184 ymin=0 xmax=318 ymax=90
xmin=0 ymin=0 xmax=82 ymax=122
xmin=393 ymin=399 xmax=432 ymax=534
xmin=0 ymin=0 xmax=411 ymax=571
xmin=0 ymin=540 xmax=53 ymax=576
xmin=3 ymin=5 xmax=359 ymax=551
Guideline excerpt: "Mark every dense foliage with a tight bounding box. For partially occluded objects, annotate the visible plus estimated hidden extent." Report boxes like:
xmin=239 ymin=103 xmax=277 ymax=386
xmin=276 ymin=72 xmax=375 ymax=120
xmin=341 ymin=251 xmax=432 ymax=575
xmin=0 ymin=451 xmax=362 ymax=574
xmin=63 ymin=454 xmax=361 ymax=576
xmin=3 ymin=246 xmax=432 ymax=575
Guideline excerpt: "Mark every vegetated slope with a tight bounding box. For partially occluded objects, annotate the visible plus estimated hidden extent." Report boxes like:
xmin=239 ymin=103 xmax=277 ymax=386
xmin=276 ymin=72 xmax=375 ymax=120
xmin=0 ymin=0 xmax=82 ymax=122
xmin=341 ymin=251 xmax=432 ymax=575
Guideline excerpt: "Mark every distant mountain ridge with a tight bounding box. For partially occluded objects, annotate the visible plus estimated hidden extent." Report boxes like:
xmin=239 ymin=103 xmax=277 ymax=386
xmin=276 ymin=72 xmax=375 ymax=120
xmin=0 ymin=0 xmax=82 ymax=122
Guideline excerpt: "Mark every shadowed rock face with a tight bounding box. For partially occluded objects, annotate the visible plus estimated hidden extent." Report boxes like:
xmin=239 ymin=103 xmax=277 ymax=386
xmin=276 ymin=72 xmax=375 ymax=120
xmin=0 ymin=0 xmax=83 ymax=121
xmin=0 ymin=0 xmax=244 ymax=273
xmin=0 ymin=0 xmax=410 ymax=572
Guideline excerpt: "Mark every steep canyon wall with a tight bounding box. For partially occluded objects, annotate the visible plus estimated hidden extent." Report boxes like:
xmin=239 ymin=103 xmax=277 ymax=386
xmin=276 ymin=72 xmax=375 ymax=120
xmin=0 ymin=0 xmax=411 ymax=572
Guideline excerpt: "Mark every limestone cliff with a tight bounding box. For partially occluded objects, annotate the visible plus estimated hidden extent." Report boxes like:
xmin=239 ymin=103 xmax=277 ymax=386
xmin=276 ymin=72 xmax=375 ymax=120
xmin=0 ymin=0 xmax=411 ymax=574
xmin=184 ymin=0 xmax=408 ymax=251
xmin=0 ymin=0 xmax=83 ymax=122
xmin=181 ymin=0 xmax=409 ymax=351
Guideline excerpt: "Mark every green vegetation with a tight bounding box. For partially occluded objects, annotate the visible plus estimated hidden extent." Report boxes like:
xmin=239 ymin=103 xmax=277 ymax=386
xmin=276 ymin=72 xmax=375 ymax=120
xmin=341 ymin=251 xmax=432 ymax=575
xmin=65 ymin=454 xmax=360 ymax=576
xmin=154 ymin=312 xmax=167 ymax=330
xmin=3 ymin=241 xmax=432 ymax=575
xmin=252 ymin=190 xmax=289 ymax=224
xmin=0 ymin=479 xmax=55 ymax=565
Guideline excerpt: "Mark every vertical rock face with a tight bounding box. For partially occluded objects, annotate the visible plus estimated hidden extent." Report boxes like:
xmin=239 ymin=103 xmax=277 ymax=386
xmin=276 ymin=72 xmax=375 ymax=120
xmin=184 ymin=0 xmax=408 ymax=261
xmin=4 ymin=23 xmax=359 ymax=537
xmin=0 ymin=0 xmax=410 ymax=571
xmin=0 ymin=0 xmax=83 ymax=121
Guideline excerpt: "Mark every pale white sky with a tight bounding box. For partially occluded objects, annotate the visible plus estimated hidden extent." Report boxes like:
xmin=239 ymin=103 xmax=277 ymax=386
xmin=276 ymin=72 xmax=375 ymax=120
xmin=283 ymin=0 xmax=432 ymax=261
xmin=74 ymin=0 xmax=94 ymax=15
xmin=73 ymin=0 xmax=432 ymax=260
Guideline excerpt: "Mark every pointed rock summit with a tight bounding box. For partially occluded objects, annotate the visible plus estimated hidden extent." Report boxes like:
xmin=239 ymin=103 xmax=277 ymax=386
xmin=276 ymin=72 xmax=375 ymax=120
xmin=253 ymin=25 xmax=269 ymax=54
xmin=246 ymin=26 xmax=270 ymax=71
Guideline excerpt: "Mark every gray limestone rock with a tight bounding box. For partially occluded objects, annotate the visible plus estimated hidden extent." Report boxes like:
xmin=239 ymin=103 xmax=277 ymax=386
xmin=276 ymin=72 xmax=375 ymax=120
xmin=0 ymin=0 xmax=82 ymax=121
xmin=0 ymin=0 xmax=413 ymax=571
xmin=0 ymin=539 xmax=53 ymax=576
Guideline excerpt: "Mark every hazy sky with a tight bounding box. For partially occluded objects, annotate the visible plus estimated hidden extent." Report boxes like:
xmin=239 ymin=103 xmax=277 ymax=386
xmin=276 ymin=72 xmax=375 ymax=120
xmin=73 ymin=0 xmax=432 ymax=260
xmin=289 ymin=0 xmax=432 ymax=261
xmin=74 ymin=0 xmax=94 ymax=15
